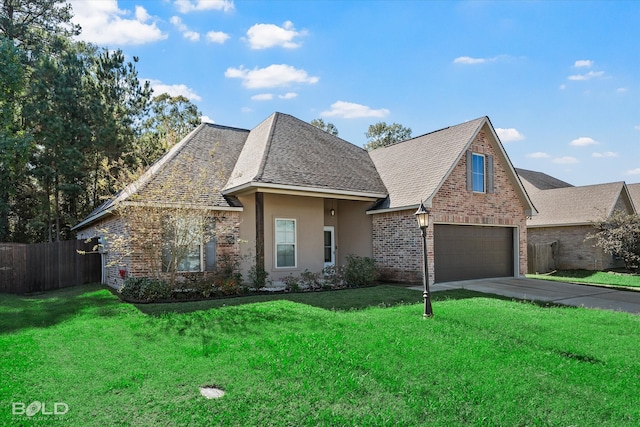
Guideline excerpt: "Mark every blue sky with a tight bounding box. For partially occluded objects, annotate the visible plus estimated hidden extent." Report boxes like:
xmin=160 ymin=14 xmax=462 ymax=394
xmin=69 ymin=0 xmax=639 ymax=186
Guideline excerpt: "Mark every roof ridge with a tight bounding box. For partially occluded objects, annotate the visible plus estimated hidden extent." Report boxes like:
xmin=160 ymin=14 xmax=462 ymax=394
xmin=254 ymin=112 xmax=279 ymax=182
xmin=370 ymin=116 xmax=487 ymax=151
xmin=203 ymin=122 xmax=250 ymax=132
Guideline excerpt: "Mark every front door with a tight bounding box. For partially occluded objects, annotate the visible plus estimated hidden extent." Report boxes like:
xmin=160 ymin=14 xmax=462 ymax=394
xmin=323 ymin=226 xmax=335 ymax=268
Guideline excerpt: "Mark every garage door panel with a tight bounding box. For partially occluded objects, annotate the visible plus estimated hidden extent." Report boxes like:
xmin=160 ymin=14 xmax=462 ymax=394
xmin=434 ymin=225 xmax=514 ymax=282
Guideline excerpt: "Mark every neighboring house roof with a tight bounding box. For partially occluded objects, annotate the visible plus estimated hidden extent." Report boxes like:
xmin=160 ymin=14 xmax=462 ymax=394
xmin=368 ymin=116 xmax=535 ymax=215
xmin=516 ymin=168 xmax=573 ymax=190
xmin=223 ymin=112 xmax=387 ymax=198
xmin=72 ymin=123 xmax=249 ymax=230
xmin=526 ymin=181 xmax=632 ymax=227
xmin=628 ymin=183 xmax=640 ymax=212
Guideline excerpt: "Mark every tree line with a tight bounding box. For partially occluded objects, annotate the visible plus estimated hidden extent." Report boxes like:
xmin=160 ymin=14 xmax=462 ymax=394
xmin=0 ymin=0 xmax=201 ymax=243
xmin=0 ymin=0 xmax=412 ymax=244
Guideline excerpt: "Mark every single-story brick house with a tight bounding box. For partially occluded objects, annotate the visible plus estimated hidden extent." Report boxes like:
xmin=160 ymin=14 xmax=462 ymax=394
xmin=73 ymin=113 xmax=535 ymax=288
xmin=517 ymin=168 xmax=636 ymax=271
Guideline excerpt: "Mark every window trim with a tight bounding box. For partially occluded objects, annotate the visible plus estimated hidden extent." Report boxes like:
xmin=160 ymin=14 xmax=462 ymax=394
xmin=471 ymin=153 xmax=486 ymax=193
xmin=275 ymin=218 xmax=297 ymax=269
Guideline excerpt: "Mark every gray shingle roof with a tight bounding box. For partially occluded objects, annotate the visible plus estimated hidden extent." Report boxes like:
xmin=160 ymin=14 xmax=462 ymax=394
xmin=368 ymin=117 xmax=487 ymax=210
xmin=526 ymin=181 xmax=628 ymax=227
xmin=628 ymin=183 xmax=640 ymax=212
xmin=73 ymin=123 xmax=248 ymax=230
xmin=516 ymin=168 xmax=573 ymax=190
xmin=224 ymin=112 xmax=387 ymax=196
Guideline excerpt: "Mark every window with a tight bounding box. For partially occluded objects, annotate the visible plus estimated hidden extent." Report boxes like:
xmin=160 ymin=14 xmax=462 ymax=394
xmin=162 ymin=216 xmax=216 ymax=273
xmin=275 ymin=218 xmax=296 ymax=268
xmin=472 ymin=153 xmax=485 ymax=193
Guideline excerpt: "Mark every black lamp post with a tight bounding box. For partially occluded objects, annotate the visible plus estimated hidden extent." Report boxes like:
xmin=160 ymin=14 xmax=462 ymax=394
xmin=415 ymin=201 xmax=433 ymax=318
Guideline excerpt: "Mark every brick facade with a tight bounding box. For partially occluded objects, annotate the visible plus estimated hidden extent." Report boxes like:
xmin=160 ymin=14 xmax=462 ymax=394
xmin=77 ymin=210 xmax=241 ymax=289
xmin=528 ymin=226 xmax=622 ymax=271
xmin=373 ymin=130 xmax=528 ymax=283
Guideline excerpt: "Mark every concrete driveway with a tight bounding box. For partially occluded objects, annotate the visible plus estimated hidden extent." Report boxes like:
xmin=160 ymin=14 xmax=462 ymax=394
xmin=418 ymin=277 xmax=640 ymax=314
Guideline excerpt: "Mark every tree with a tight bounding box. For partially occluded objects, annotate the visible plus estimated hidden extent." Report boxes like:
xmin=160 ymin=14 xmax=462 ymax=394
xmin=363 ymin=121 xmax=412 ymax=151
xmin=97 ymin=157 xmax=230 ymax=288
xmin=0 ymin=0 xmax=80 ymax=54
xmin=84 ymin=48 xmax=152 ymax=212
xmin=310 ymin=118 xmax=339 ymax=136
xmin=0 ymin=36 xmax=31 ymax=241
xmin=586 ymin=210 xmax=640 ymax=272
xmin=138 ymin=93 xmax=202 ymax=165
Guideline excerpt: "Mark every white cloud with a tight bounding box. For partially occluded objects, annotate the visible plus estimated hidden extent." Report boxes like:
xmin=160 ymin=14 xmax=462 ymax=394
xmin=251 ymin=93 xmax=273 ymax=101
xmin=568 ymin=70 xmax=605 ymax=81
xmin=135 ymin=6 xmax=150 ymax=22
xmin=206 ymin=31 xmax=230 ymax=44
xmin=616 ymin=87 xmax=628 ymax=93
xmin=200 ymin=115 xmax=215 ymax=124
xmin=170 ymin=16 xmax=186 ymax=30
xmin=570 ymin=136 xmax=598 ymax=146
xmin=245 ymin=21 xmax=306 ymax=49
xmin=321 ymin=101 xmax=390 ymax=119
xmin=278 ymin=92 xmax=298 ymax=99
xmin=70 ymin=1 xmax=167 ymax=45
xmin=592 ymin=152 xmax=618 ymax=158
xmin=559 ymin=84 xmax=567 ymax=90
xmin=145 ymin=79 xmax=202 ymax=101
xmin=183 ymin=30 xmax=200 ymax=41
xmin=635 ymin=125 xmax=640 ymax=131
xmin=574 ymin=59 xmax=594 ymax=68
xmin=225 ymin=64 xmax=319 ymax=89
xmin=170 ymin=16 xmax=200 ymax=41
xmin=175 ymin=0 xmax=234 ymax=13
xmin=627 ymin=168 xmax=640 ymax=175
xmin=496 ymin=128 xmax=525 ymax=142
xmin=453 ymin=56 xmax=489 ymax=65
xmin=553 ymin=156 xmax=579 ymax=164
xmin=527 ymin=152 xmax=550 ymax=159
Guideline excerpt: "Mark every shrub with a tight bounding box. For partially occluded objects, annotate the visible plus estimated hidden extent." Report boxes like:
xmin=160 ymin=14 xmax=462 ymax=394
xmin=282 ymin=275 xmax=300 ymax=292
xmin=119 ymin=277 xmax=172 ymax=301
xmin=182 ymin=273 xmax=217 ymax=298
xmin=247 ymin=264 xmax=271 ymax=290
xmin=343 ymin=255 xmax=379 ymax=287
xmin=219 ymin=277 xmax=243 ymax=296
xmin=322 ymin=265 xmax=344 ymax=289
xmin=587 ymin=211 xmax=640 ymax=272
xmin=215 ymin=254 xmax=242 ymax=283
xmin=300 ymin=269 xmax=322 ymax=291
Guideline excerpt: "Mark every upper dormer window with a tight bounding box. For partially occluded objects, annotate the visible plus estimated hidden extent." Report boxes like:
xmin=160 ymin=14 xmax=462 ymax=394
xmin=466 ymin=151 xmax=494 ymax=193
xmin=472 ymin=153 xmax=485 ymax=193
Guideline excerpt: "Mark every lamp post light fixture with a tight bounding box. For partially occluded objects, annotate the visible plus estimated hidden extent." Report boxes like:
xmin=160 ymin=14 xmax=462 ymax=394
xmin=415 ymin=201 xmax=433 ymax=318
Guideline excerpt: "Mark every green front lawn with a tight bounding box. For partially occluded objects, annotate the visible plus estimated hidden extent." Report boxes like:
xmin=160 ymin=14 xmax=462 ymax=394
xmin=527 ymin=269 xmax=640 ymax=288
xmin=1 ymin=284 xmax=639 ymax=426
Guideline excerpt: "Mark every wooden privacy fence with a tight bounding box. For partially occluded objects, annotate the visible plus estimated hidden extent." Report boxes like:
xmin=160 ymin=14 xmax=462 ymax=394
xmin=527 ymin=241 xmax=558 ymax=275
xmin=0 ymin=239 xmax=101 ymax=294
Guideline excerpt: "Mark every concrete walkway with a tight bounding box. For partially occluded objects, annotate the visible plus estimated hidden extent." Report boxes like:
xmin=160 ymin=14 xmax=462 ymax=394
xmin=410 ymin=277 xmax=640 ymax=314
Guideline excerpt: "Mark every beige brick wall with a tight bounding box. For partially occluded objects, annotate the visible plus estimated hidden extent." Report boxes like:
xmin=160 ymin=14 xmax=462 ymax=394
xmin=373 ymin=130 xmax=528 ymax=283
xmin=77 ymin=210 xmax=241 ymax=289
xmin=528 ymin=225 xmax=623 ymax=271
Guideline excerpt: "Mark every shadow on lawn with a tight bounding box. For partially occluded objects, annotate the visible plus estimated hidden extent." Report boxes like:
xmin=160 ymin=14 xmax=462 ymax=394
xmin=0 ymin=284 xmax=123 ymax=334
xmin=134 ymin=285 xmax=575 ymax=316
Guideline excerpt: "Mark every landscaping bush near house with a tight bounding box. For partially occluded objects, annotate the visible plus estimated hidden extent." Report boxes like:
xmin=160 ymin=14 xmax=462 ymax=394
xmin=247 ymin=264 xmax=271 ymax=291
xmin=119 ymin=277 xmax=173 ymax=301
xmin=343 ymin=254 xmax=380 ymax=287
